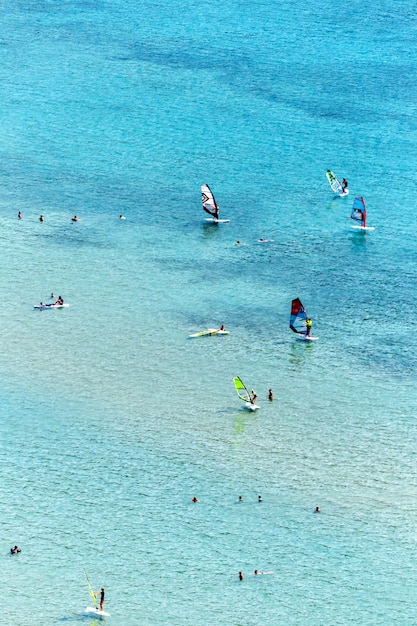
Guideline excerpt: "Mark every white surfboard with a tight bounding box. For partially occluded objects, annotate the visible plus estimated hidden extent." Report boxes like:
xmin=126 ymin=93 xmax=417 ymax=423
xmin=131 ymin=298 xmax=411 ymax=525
xmin=339 ymin=189 xmax=349 ymax=197
xmin=296 ymin=335 xmax=319 ymax=342
xmin=245 ymin=402 xmax=260 ymax=411
xmin=189 ymin=328 xmax=229 ymax=337
xmin=33 ymin=303 xmax=69 ymax=310
xmin=85 ymin=606 xmax=111 ymax=618
xmin=205 ymin=217 xmax=230 ymax=223
xmin=351 ymin=225 xmax=375 ymax=231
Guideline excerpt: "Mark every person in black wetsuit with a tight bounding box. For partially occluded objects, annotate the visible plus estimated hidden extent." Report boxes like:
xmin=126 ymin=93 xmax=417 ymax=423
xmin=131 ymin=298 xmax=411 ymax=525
xmin=94 ymin=587 xmax=105 ymax=611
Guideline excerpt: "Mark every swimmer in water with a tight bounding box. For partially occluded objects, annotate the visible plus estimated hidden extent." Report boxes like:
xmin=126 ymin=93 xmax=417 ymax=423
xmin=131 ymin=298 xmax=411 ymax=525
xmin=315 ymin=506 xmax=321 ymax=513
xmin=239 ymin=571 xmax=244 ymax=580
xmin=71 ymin=216 xmax=78 ymax=222
xmin=119 ymin=215 xmax=126 ymax=220
xmin=258 ymin=495 xmax=262 ymax=502
xmin=268 ymin=389 xmax=273 ymax=401
xmin=39 ymin=215 xmax=44 ymax=222
xmin=18 ymin=211 xmax=22 ymax=219
xmin=191 ymin=496 xmax=199 ymax=503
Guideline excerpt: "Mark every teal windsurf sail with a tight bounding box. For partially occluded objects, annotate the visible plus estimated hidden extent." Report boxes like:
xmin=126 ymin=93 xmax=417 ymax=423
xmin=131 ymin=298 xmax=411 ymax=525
xmin=351 ymin=196 xmax=366 ymax=227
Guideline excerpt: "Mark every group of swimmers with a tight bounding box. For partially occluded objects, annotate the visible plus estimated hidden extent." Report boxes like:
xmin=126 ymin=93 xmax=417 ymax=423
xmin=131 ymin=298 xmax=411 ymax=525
xmin=191 ymin=495 xmax=264 ymax=504
xmin=17 ymin=212 xmax=127 ymax=222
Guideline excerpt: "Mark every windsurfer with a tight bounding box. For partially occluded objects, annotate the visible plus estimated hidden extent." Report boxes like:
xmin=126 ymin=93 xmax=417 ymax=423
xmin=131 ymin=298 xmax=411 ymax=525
xmin=93 ymin=587 xmax=105 ymax=612
xmin=341 ymin=178 xmax=348 ymax=192
xmin=306 ymin=318 xmax=313 ymax=337
xmin=250 ymin=390 xmax=257 ymax=404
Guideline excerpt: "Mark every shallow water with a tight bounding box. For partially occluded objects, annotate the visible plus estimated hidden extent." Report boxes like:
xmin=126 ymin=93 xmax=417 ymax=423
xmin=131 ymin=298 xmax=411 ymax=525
xmin=0 ymin=1 xmax=417 ymax=624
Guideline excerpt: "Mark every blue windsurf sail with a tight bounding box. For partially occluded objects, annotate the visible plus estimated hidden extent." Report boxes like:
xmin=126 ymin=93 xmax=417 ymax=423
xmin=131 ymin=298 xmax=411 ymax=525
xmin=350 ymin=196 xmax=366 ymax=227
xmin=290 ymin=298 xmax=307 ymax=334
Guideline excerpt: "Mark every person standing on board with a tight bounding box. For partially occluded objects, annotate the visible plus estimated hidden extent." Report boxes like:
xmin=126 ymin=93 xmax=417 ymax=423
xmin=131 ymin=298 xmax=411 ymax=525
xmin=306 ymin=318 xmax=313 ymax=337
xmin=341 ymin=178 xmax=348 ymax=192
xmin=94 ymin=587 xmax=105 ymax=612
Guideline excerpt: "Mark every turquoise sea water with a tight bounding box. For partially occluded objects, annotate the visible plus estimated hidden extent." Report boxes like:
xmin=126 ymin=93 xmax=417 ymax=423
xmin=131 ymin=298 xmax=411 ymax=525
xmin=1 ymin=1 xmax=417 ymax=624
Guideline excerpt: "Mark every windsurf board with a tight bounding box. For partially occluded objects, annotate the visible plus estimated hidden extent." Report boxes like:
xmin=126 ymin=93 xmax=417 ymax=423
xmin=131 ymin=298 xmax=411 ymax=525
xmin=85 ymin=606 xmax=111 ymax=617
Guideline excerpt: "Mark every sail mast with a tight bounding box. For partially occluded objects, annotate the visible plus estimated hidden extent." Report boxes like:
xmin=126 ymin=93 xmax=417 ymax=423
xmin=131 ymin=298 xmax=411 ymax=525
xmin=84 ymin=569 xmax=97 ymax=609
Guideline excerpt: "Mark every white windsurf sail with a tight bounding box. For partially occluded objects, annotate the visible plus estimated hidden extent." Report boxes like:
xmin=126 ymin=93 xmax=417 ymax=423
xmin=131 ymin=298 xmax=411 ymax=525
xmin=201 ymin=184 xmax=219 ymax=219
xmin=326 ymin=170 xmax=343 ymax=195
